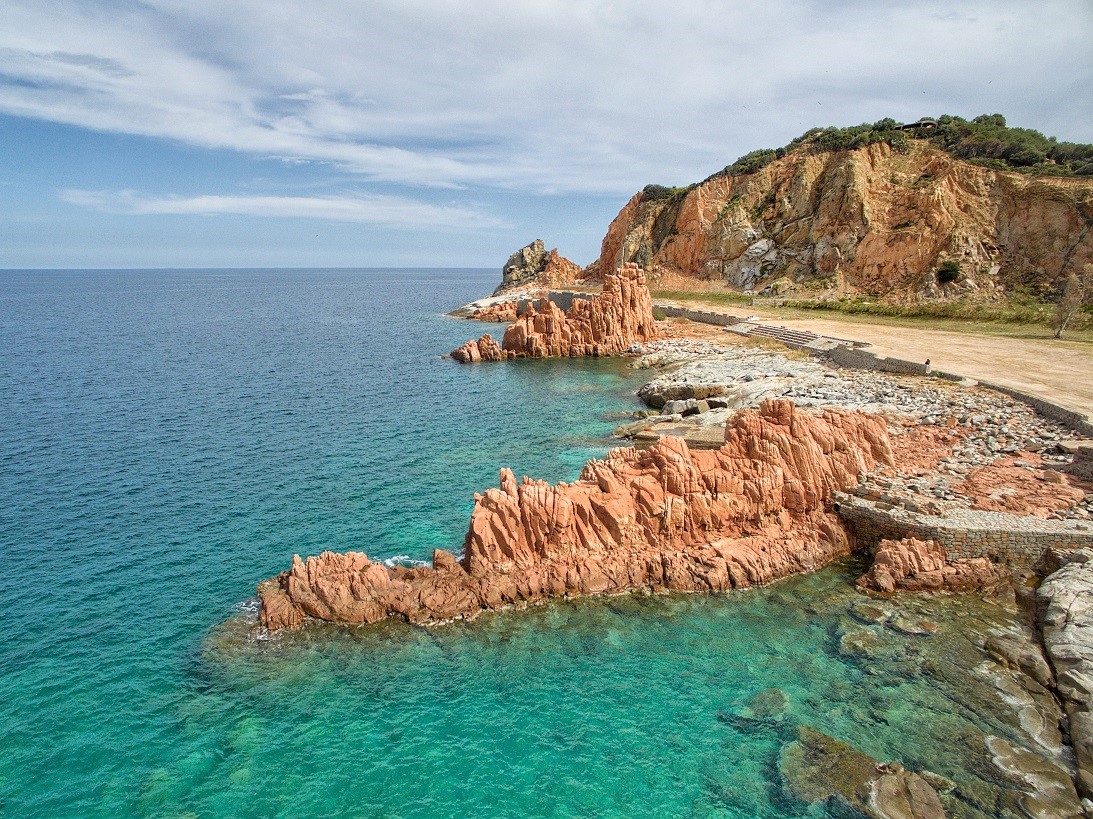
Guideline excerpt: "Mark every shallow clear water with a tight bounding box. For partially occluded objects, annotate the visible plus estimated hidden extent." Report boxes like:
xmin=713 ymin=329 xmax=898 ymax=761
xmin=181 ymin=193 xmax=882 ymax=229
xmin=0 ymin=270 xmax=1044 ymax=817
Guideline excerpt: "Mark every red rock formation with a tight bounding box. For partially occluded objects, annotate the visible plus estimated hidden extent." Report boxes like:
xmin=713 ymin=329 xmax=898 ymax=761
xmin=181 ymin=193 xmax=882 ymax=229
xmin=450 ymin=263 xmax=655 ymax=362
xmin=468 ymin=300 xmax=520 ymax=322
xmin=953 ymin=453 xmax=1085 ymax=517
xmin=493 ymin=240 xmax=581 ymax=296
xmin=449 ymin=333 xmax=503 ymax=363
xmin=857 ymin=537 xmax=1010 ymax=595
xmin=259 ymin=400 xmax=893 ymax=631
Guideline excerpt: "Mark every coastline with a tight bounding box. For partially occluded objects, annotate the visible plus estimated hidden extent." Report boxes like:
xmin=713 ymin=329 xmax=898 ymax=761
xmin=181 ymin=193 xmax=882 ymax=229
xmin=250 ymin=276 xmax=1093 ymax=814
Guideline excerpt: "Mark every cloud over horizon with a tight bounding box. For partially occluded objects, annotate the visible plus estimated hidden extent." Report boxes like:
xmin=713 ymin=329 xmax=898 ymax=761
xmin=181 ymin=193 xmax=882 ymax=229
xmin=2 ymin=0 xmax=1091 ymax=267
xmin=4 ymin=0 xmax=1090 ymax=195
xmin=59 ymin=189 xmax=507 ymax=229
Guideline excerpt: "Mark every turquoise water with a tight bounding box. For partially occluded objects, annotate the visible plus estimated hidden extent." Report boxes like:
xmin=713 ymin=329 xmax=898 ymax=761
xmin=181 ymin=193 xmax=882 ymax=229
xmin=0 ymin=270 xmax=1043 ymax=816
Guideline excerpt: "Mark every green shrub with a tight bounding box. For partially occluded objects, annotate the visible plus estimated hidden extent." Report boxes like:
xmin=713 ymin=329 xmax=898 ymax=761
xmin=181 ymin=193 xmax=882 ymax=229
xmin=642 ymin=184 xmax=693 ymax=202
xmin=743 ymin=114 xmax=1093 ymax=177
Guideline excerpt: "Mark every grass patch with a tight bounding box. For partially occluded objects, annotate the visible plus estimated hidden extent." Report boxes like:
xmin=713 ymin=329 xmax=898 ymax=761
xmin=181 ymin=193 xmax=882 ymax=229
xmin=656 ymin=291 xmax=1093 ymax=344
xmin=776 ymin=296 xmax=1086 ymax=327
xmin=652 ymin=288 xmax=755 ymax=305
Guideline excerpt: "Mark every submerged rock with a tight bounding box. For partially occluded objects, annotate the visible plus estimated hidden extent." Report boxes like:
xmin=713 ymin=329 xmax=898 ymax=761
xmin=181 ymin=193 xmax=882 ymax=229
xmin=850 ymin=600 xmax=893 ymax=625
xmin=839 ymin=627 xmax=886 ymax=659
xmin=986 ymin=734 xmax=1083 ymax=818
xmin=779 ymin=725 xmax=944 ymax=818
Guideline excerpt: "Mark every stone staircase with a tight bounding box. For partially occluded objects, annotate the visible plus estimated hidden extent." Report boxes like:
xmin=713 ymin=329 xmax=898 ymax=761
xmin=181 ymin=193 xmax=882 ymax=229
xmin=748 ymin=324 xmax=820 ymax=346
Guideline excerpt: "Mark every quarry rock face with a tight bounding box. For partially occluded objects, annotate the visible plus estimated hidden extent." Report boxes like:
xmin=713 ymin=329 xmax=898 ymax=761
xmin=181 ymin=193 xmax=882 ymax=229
xmin=451 ymin=263 xmax=656 ymax=362
xmin=597 ymin=142 xmax=1093 ymax=300
xmin=493 ymin=239 xmax=581 ymax=296
xmin=258 ymin=400 xmax=892 ymax=631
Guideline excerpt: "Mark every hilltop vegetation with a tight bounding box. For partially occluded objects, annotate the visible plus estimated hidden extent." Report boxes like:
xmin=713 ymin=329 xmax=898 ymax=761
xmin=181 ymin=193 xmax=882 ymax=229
xmin=596 ymin=114 xmax=1093 ymax=316
xmin=708 ymin=114 xmax=1093 ymax=180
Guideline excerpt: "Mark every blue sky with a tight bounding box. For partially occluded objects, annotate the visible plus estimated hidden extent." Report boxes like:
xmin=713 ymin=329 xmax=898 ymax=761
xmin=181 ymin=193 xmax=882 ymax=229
xmin=2 ymin=0 xmax=1091 ymax=269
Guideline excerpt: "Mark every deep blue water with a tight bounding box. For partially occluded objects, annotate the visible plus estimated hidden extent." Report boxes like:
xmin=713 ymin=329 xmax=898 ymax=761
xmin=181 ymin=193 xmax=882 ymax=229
xmin=0 ymin=269 xmax=1044 ymax=817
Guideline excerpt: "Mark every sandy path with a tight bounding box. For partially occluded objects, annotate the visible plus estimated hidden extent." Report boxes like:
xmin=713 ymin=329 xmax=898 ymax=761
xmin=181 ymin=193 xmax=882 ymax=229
xmin=661 ymin=299 xmax=1093 ymax=419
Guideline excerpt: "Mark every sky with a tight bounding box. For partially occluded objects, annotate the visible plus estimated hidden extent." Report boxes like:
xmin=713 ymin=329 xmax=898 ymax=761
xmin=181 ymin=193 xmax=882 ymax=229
xmin=1 ymin=0 xmax=1091 ymax=269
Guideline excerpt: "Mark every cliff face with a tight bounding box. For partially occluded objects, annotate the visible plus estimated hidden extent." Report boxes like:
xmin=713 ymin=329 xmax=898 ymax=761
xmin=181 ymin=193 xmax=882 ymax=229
xmin=451 ymin=262 xmax=655 ymax=362
xmin=597 ymin=142 xmax=1093 ymax=300
xmin=258 ymin=400 xmax=892 ymax=631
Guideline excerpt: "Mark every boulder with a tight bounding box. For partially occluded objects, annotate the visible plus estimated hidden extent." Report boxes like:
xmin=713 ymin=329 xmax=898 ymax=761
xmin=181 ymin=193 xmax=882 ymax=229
xmin=857 ymin=537 xmax=1010 ymax=595
xmin=779 ymin=725 xmax=944 ymax=819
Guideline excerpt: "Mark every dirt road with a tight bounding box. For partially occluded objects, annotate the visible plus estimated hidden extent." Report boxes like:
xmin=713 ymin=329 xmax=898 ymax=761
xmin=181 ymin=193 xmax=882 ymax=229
xmin=661 ymin=299 xmax=1093 ymax=419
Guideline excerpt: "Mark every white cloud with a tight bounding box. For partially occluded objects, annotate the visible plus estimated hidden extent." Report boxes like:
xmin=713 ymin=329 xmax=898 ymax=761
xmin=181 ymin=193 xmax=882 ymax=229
xmin=3 ymin=1 xmax=1091 ymax=192
xmin=59 ymin=189 xmax=507 ymax=229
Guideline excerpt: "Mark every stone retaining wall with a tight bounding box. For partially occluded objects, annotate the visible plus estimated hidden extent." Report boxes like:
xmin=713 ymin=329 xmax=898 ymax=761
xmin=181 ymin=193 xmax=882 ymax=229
xmin=826 ymin=345 xmax=930 ymax=376
xmin=655 ymin=305 xmax=745 ymax=327
xmin=976 ymin=381 xmax=1093 ymax=437
xmin=833 ymin=493 xmax=1093 ymax=566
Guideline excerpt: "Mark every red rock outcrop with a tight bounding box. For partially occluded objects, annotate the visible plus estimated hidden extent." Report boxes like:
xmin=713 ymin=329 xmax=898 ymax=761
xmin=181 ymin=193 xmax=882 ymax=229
xmin=451 ymin=263 xmax=655 ymax=362
xmin=857 ymin=537 xmax=1010 ymax=595
xmin=259 ymin=400 xmax=893 ymax=631
xmin=953 ymin=453 xmax=1085 ymax=517
xmin=468 ymin=300 xmax=520 ymax=322
xmin=493 ymin=240 xmax=581 ymax=296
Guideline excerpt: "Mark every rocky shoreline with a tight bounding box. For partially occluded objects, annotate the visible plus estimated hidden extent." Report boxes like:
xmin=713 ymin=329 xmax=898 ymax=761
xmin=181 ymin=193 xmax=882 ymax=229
xmin=253 ymin=268 xmax=1093 ymax=814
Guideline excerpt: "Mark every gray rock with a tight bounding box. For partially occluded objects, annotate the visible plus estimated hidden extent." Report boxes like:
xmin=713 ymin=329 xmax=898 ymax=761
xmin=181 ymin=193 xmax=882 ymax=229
xmin=1038 ymin=548 xmax=1093 ymax=799
xmin=984 ymin=634 xmax=1055 ymax=689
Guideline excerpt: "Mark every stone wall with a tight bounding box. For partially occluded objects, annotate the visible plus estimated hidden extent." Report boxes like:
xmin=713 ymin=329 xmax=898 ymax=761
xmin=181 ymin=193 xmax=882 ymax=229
xmin=976 ymin=381 xmax=1093 ymax=438
xmin=833 ymin=493 xmax=1093 ymax=567
xmin=655 ymin=305 xmax=745 ymax=327
xmin=826 ymin=344 xmax=930 ymax=376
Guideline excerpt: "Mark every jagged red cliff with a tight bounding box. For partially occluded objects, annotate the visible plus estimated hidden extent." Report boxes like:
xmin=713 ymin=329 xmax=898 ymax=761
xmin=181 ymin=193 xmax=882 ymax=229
xmin=595 ymin=141 xmax=1093 ymax=301
xmin=258 ymin=400 xmax=892 ymax=631
xmin=450 ymin=262 xmax=655 ymax=362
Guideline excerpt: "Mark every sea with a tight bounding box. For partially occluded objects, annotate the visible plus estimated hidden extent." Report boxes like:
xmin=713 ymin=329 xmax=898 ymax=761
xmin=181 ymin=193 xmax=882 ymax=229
xmin=0 ymin=269 xmax=1049 ymax=817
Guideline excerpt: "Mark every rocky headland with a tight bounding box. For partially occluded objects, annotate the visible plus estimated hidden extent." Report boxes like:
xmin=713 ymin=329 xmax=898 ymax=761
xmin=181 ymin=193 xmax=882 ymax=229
xmin=256 ymin=205 xmax=1093 ymax=810
xmin=450 ymin=262 xmax=655 ymax=362
xmin=590 ymin=139 xmax=1093 ymax=302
